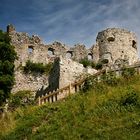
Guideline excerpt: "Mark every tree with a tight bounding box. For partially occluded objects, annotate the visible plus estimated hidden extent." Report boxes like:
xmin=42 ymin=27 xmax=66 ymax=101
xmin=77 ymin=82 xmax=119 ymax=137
xmin=0 ymin=30 xmax=17 ymax=105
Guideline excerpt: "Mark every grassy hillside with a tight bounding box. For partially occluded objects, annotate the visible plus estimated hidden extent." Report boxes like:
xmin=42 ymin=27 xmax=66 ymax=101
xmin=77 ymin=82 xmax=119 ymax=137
xmin=0 ymin=75 xmax=140 ymax=140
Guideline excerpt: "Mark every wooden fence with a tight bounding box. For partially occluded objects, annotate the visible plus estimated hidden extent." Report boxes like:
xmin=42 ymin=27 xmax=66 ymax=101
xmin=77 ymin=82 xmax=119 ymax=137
xmin=37 ymin=63 xmax=140 ymax=106
xmin=37 ymin=70 xmax=105 ymax=106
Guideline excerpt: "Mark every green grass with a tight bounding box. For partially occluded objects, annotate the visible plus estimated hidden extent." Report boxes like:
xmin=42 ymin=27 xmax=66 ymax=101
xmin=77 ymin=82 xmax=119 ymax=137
xmin=0 ymin=75 xmax=140 ymax=140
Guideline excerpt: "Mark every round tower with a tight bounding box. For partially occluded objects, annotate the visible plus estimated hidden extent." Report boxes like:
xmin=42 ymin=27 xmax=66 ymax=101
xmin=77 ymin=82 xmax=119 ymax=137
xmin=96 ymin=28 xmax=138 ymax=65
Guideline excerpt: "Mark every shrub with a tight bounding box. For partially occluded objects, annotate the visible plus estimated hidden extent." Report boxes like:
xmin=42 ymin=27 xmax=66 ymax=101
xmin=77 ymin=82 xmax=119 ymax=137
xmin=24 ymin=60 xmax=52 ymax=75
xmin=120 ymin=88 xmax=139 ymax=106
xmin=82 ymin=75 xmax=96 ymax=92
xmin=95 ymin=62 xmax=102 ymax=70
xmin=79 ymin=58 xmax=95 ymax=68
xmin=0 ymin=90 xmax=5 ymax=105
xmin=9 ymin=90 xmax=35 ymax=110
xmin=101 ymin=71 xmax=120 ymax=86
xmin=79 ymin=58 xmax=104 ymax=70
xmin=122 ymin=67 xmax=136 ymax=79
xmin=82 ymin=75 xmax=108 ymax=94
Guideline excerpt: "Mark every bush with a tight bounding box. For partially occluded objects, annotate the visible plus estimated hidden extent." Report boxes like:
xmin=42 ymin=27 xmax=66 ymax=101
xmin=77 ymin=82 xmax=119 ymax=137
xmin=0 ymin=90 xmax=5 ymax=105
xmin=79 ymin=58 xmax=95 ymax=68
xmin=101 ymin=71 xmax=120 ymax=86
xmin=82 ymin=76 xmax=97 ymax=92
xmin=79 ymin=58 xmax=104 ymax=70
xmin=24 ymin=60 xmax=52 ymax=75
xmin=95 ymin=62 xmax=102 ymax=70
xmin=82 ymin=75 xmax=108 ymax=94
xmin=122 ymin=67 xmax=136 ymax=79
xmin=9 ymin=90 xmax=35 ymax=110
xmin=120 ymin=88 xmax=139 ymax=106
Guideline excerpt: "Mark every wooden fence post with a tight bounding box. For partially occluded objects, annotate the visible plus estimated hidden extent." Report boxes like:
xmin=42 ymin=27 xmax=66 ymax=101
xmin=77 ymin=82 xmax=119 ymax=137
xmin=53 ymin=95 xmax=56 ymax=102
xmin=136 ymin=67 xmax=140 ymax=75
xmin=38 ymin=96 xmax=41 ymax=106
xmin=69 ymin=82 xmax=71 ymax=95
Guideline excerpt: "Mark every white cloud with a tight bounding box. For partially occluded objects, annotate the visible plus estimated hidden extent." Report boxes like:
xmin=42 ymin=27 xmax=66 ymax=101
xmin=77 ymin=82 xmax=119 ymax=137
xmin=15 ymin=0 xmax=140 ymax=55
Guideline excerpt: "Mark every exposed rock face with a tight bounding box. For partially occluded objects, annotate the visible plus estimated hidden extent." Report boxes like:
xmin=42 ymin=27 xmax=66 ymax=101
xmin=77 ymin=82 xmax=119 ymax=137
xmin=6 ymin=24 xmax=139 ymax=94
xmin=96 ymin=28 xmax=138 ymax=65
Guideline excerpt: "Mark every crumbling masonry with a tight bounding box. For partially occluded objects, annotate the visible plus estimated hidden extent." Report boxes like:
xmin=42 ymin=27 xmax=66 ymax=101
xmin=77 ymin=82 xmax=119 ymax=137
xmin=6 ymin=24 xmax=139 ymax=94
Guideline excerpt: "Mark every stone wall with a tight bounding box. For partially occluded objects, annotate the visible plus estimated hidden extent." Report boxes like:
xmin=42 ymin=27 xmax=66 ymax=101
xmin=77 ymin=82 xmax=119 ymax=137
xmin=48 ymin=56 xmax=97 ymax=92
xmin=7 ymin=24 xmax=95 ymax=69
xmin=96 ymin=28 xmax=139 ymax=65
xmin=11 ymin=70 xmax=49 ymax=94
xmin=8 ymin=25 xmax=139 ymax=69
xmin=6 ymin=24 xmax=139 ymax=94
xmin=7 ymin=24 xmax=97 ymax=93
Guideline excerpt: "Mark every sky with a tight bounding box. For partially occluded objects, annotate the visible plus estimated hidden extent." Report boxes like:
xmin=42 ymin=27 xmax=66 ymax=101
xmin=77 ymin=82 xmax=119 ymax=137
xmin=0 ymin=0 xmax=140 ymax=52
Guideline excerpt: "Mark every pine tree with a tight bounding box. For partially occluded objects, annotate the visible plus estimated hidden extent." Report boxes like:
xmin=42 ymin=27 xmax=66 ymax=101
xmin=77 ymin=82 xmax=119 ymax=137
xmin=0 ymin=30 xmax=17 ymax=105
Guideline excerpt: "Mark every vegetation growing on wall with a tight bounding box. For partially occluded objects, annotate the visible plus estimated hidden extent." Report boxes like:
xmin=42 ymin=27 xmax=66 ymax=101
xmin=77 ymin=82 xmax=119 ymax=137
xmin=0 ymin=30 xmax=17 ymax=106
xmin=79 ymin=58 xmax=95 ymax=68
xmin=79 ymin=58 xmax=103 ymax=70
xmin=23 ymin=60 xmax=53 ymax=75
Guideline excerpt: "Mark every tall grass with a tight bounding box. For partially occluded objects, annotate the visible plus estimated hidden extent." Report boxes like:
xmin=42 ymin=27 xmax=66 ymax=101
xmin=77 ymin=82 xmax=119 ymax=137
xmin=0 ymin=75 xmax=140 ymax=139
xmin=0 ymin=112 xmax=16 ymax=136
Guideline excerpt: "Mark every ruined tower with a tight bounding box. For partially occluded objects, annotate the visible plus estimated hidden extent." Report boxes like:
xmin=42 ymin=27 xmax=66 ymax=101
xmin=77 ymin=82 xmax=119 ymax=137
xmin=96 ymin=28 xmax=138 ymax=65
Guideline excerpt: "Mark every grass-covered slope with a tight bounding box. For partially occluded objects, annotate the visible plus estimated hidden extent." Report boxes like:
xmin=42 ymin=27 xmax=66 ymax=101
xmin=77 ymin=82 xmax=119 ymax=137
xmin=0 ymin=75 xmax=140 ymax=140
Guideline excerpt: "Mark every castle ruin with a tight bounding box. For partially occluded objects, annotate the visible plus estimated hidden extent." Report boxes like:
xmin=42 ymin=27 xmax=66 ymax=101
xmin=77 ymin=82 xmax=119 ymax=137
xmin=6 ymin=24 xmax=139 ymax=94
xmin=96 ymin=28 xmax=138 ymax=66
